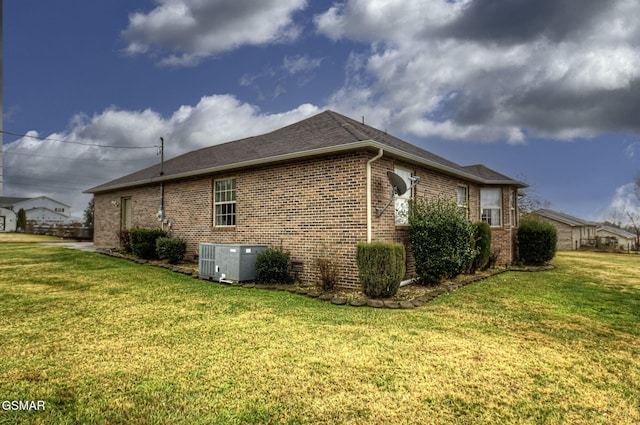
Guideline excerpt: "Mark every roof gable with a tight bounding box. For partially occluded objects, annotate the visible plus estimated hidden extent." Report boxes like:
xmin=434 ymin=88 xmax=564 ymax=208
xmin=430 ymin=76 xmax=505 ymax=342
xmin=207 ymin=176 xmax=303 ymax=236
xmin=87 ymin=110 xmax=525 ymax=193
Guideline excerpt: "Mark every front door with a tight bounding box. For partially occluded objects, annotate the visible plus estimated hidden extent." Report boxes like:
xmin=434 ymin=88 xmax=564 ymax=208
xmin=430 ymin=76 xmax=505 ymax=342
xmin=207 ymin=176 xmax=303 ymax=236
xmin=0 ymin=216 xmax=5 ymax=232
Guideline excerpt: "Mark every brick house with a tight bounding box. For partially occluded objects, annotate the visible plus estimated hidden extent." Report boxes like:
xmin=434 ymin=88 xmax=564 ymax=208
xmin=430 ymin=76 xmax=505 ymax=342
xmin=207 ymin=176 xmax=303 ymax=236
xmin=87 ymin=110 xmax=525 ymax=288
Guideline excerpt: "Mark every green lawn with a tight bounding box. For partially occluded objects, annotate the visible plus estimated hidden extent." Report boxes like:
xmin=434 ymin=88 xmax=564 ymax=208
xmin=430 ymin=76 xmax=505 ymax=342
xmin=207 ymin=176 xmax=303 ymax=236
xmin=0 ymin=233 xmax=71 ymax=243
xmin=0 ymin=245 xmax=638 ymax=424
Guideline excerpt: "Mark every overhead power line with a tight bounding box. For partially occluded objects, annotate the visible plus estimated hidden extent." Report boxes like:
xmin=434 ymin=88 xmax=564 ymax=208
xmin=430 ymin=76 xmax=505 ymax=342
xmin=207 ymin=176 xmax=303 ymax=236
xmin=1 ymin=130 xmax=159 ymax=149
xmin=4 ymin=180 xmax=87 ymax=191
xmin=4 ymin=150 xmax=153 ymax=163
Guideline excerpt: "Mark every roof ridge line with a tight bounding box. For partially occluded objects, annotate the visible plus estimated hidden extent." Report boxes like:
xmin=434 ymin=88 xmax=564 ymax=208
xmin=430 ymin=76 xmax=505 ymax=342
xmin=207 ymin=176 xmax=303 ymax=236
xmin=326 ymin=110 xmax=370 ymax=142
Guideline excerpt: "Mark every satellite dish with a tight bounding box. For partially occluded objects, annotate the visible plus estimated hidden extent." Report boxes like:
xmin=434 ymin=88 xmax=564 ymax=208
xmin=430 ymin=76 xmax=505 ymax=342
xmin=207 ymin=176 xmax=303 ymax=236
xmin=387 ymin=171 xmax=408 ymax=196
xmin=376 ymin=171 xmax=421 ymax=217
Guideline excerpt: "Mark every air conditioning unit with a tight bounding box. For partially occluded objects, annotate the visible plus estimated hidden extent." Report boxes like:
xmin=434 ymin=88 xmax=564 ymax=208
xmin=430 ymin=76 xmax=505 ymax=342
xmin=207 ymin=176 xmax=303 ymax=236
xmin=198 ymin=243 xmax=268 ymax=282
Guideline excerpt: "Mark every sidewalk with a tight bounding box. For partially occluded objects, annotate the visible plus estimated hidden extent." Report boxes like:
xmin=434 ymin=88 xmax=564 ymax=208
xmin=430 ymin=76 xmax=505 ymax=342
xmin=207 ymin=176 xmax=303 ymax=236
xmin=38 ymin=242 xmax=100 ymax=252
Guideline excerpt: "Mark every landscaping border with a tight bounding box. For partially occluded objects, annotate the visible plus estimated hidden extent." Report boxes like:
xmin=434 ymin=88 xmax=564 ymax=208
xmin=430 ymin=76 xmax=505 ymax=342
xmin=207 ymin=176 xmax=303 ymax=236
xmin=96 ymin=248 xmax=549 ymax=309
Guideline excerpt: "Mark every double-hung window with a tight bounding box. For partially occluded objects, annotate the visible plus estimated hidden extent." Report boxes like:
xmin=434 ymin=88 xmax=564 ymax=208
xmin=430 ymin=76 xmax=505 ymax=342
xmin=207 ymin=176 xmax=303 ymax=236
xmin=457 ymin=186 xmax=468 ymax=218
xmin=481 ymin=188 xmax=502 ymax=227
xmin=214 ymin=178 xmax=236 ymax=226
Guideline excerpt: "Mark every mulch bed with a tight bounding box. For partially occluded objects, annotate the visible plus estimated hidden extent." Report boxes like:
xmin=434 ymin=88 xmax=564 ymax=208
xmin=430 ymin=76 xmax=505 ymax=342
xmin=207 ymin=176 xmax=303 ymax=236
xmin=96 ymin=248 xmax=553 ymax=310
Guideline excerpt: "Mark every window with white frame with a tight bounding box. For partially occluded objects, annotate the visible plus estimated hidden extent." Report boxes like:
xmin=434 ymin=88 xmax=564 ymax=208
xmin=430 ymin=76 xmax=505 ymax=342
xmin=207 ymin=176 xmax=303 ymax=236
xmin=481 ymin=188 xmax=502 ymax=227
xmin=214 ymin=178 xmax=236 ymax=226
xmin=509 ymin=189 xmax=517 ymax=227
xmin=457 ymin=186 xmax=468 ymax=208
xmin=394 ymin=167 xmax=413 ymax=226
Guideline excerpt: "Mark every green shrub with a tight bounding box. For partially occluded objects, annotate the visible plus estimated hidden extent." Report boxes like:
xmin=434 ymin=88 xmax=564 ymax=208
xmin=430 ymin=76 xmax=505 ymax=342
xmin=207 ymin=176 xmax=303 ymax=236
xmin=408 ymin=196 xmax=475 ymax=285
xmin=156 ymin=237 xmax=187 ymax=264
xmin=255 ymin=248 xmax=291 ymax=284
xmin=517 ymin=219 xmax=557 ymax=265
xmin=356 ymin=242 xmax=406 ymax=298
xmin=129 ymin=228 xmax=167 ymax=260
xmin=17 ymin=208 xmax=27 ymax=232
xmin=470 ymin=222 xmax=492 ymax=273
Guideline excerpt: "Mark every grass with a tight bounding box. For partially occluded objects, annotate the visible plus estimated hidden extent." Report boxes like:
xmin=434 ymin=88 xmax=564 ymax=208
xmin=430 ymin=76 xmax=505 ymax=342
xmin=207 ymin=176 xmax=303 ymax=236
xmin=0 ymin=246 xmax=638 ymax=424
xmin=0 ymin=233 xmax=71 ymax=243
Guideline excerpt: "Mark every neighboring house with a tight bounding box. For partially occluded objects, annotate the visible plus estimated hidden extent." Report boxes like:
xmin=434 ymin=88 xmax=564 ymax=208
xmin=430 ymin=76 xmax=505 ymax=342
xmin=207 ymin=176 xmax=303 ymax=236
xmin=0 ymin=207 xmax=17 ymax=232
xmin=87 ymin=110 xmax=526 ymax=288
xmin=0 ymin=197 xmax=29 ymax=232
xmin=0 ymin=196 xmax=72 ymax=228
xmin=12 ymin=196 xmax=72 ymax=225
xmin=528 ymin=209 xmax=597 ymax=250
xmin=596 ymin=225 xmax=637 ymax=251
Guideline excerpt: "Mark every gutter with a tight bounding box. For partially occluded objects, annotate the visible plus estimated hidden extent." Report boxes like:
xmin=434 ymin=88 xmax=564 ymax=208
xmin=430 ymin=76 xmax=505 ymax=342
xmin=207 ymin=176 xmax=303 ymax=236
xmin=366 ymin=148 xmax=384 ymax=243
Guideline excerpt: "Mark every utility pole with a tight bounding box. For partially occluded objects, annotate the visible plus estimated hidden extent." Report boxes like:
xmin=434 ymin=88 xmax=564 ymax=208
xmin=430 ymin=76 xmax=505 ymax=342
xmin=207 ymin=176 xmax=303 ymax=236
xmin=0 ymin=0 xmax=4 ymax=196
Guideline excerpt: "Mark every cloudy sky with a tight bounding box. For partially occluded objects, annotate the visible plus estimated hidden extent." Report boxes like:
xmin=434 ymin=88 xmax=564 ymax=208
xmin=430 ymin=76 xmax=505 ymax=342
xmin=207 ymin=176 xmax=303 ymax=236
xmin=4 ymin=0 xmax=640 ymax=222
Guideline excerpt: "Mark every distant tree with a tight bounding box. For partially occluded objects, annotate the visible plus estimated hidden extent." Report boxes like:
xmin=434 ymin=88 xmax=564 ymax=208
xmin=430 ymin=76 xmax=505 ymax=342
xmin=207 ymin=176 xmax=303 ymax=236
xmin=16 ymin=208 xmax=27 ymax=232
xmin=610 ymin=173 xmax=640 ymax=249
xmin=515 ymin=175 xmax=550 ymax=215
xmin=84 ymin=198 xmax=94 ymax=227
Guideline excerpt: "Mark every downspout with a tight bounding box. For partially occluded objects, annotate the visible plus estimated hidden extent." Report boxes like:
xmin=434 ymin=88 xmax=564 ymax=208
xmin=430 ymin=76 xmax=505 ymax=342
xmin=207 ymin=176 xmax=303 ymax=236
xmin=366 ymin=148 xmax=384 ymax=243
xmin=159 ymin=137 xmax=165 ymax=231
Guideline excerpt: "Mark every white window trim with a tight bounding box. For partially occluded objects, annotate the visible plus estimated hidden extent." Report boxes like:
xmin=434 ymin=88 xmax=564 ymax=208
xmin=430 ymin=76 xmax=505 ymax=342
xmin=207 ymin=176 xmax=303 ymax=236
xmin=394 ymin=166 xmax=413 ymax=226
xmin=481 ymin=188 xmax=502 ymax=228
xmin=510 ymin=189 xmax=517 ymax=227
xmin=214 ymin=177 xmax=236 ymax=227
xmin=457 ymin=185 xmax=468 ymax=208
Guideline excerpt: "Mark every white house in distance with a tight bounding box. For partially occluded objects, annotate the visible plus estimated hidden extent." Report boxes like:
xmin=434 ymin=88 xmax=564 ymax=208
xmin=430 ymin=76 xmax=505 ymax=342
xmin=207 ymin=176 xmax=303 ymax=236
xmin=596 ymin=225 xmax=637 ymax=251
xmin=0 ymin=196 xmax=73 ymax=231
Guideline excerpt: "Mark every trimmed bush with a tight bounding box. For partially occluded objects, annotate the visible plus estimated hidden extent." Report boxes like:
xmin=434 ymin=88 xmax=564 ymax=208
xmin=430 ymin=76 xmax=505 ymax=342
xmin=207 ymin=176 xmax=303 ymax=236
xmin=356 ymin=242 xmax=406 ymax=298
xmin=470 ymin=222 xmax=492 ymax=273
xmin=408 ymin=196 xmax=475 ymax=285
xmin=255 ymin=248 xmax=291 ymax=284
xmin=129 ymin=228 xmax=167 ymax=260
xmin=156 ymin=237 xmax=187 ymax=264
xmin=517 ymin=219 xmax=557 ymax=265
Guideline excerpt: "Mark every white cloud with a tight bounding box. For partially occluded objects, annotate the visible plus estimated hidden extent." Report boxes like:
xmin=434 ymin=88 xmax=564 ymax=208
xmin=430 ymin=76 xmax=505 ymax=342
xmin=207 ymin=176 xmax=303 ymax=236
xmin=122 ymin=0 xmax=307 ymax=65
xmin=283 ymin=55 xmax=323 ymax=75
xmin=600 ymin=182 xmax=640 ymax=224
xmin=3 ymin=96 xmax=319 ymax=219
xmin=315 ymin=0 xmax=640 ymax=142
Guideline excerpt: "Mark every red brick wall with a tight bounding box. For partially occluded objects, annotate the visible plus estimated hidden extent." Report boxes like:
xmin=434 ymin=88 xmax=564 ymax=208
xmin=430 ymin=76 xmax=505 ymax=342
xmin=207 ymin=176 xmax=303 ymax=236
xmin=95 ymin=152 xmax=368 ymax=288
xmin=93 ymin=150 xmax=519 ymax=288
xmin=368 ymin=156 xmax=517 ymax=278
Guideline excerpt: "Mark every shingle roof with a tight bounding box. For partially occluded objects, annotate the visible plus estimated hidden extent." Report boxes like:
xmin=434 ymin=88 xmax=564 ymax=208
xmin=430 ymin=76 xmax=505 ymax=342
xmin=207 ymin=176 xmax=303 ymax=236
xmin=597 ymin=225 xmax=636 ymax=240
xmin=532 ymin=209 xmax=597 ymax=227
xmin=0 ymin=197 xmax=31 ymax=208
xmin=87 ymin=110 xmax=525 ymax=193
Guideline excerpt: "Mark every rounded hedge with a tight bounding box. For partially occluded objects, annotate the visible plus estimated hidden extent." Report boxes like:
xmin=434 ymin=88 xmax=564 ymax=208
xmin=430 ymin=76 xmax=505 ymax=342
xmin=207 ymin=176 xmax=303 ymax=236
xmin=130 ymin=229 xmax=167 ymax=260
xmin=470 ymin=222 xmax=492 ymax=273
xmin=156 ymin=237 xmax=187 ymax=264
xmin=408 ymin=197 xmax=474 ymax=285
xmin=255 ymin=248 xmax=291 ymax=284
xmin=517 ymin=219 xmax=557 ymax=265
